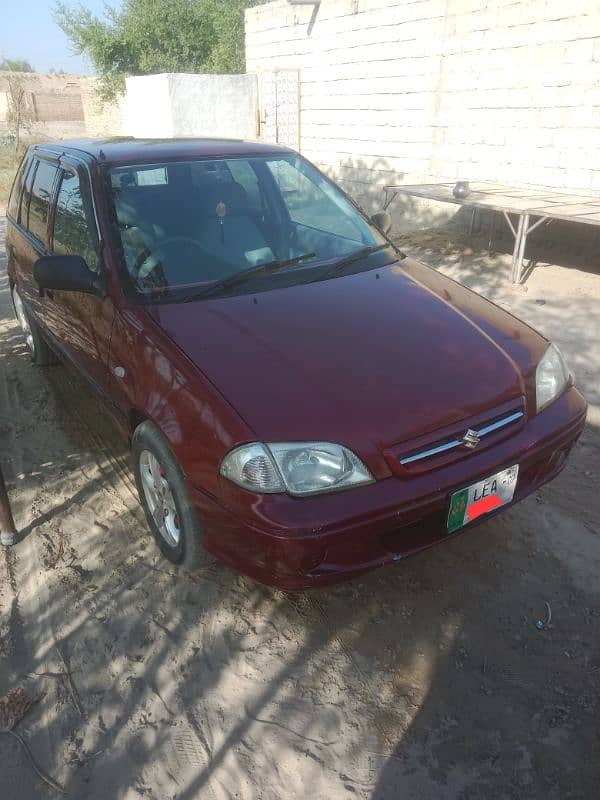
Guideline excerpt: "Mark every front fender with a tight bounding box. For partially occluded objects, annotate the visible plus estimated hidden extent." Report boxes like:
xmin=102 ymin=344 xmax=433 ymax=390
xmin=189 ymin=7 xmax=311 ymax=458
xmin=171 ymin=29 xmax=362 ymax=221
xmin=109 ymin=307 xmax=254 ymax=495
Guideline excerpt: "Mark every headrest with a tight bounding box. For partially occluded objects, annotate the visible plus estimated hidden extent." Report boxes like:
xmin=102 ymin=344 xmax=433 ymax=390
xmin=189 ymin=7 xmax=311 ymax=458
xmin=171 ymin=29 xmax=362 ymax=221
xmin=198 ymin=181 xmax=249 ymax=216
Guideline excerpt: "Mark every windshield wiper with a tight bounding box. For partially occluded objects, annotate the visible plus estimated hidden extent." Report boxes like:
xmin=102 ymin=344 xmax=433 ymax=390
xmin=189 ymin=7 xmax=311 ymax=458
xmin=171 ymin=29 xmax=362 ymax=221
xmin=179 ymin=252 xmax=317 ymax=301
xmin=318 ymin=243 xmax=394 ymax=281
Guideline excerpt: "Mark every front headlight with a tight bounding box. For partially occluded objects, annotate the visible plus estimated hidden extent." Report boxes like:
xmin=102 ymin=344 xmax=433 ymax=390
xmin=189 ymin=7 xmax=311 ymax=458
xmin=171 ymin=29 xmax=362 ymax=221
xmin=536 ymin=343 xmax=570 ymax=412
xmin=220 ymin=441 xmax=374 ymax=496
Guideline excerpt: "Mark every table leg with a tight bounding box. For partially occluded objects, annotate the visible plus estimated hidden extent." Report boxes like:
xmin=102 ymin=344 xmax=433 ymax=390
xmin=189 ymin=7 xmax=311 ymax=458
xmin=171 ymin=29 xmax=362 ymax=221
xmin=514 ymin=212 xmax=530 ymax=284
xmin=468 ymin=207 xmax=476 ymax=236
xmin=488 ymin=212 xmax=496 ymax=253
xmin=511 ymin=213 xmax=525 ymax=283
xmin=383 ymin=190 xmax=398 ymax=211
xmin=0 ymin=464 xmax=17 ymax=546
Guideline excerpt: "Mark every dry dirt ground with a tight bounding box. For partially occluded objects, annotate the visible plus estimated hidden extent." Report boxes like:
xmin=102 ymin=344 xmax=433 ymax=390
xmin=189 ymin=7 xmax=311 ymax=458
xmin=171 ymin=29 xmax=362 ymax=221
xmin=0 ymin=213 xmax=599 ymax=800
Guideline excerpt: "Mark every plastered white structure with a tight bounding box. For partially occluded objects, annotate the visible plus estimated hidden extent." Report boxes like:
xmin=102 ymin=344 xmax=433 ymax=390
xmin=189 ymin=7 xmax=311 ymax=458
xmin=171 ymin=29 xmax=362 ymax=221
xmin=123 ymin=73 xmax=259 ymax=141
xmin=246 ymin=0 xmax=600 ymax=223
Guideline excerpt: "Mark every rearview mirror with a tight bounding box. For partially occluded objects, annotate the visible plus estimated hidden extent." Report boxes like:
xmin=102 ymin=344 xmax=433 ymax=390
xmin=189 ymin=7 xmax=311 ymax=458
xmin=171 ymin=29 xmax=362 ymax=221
xmin=371 ymin=211 xmax=392 ymax=235
xmin=34 ymin=255 xmax=102 ymax=296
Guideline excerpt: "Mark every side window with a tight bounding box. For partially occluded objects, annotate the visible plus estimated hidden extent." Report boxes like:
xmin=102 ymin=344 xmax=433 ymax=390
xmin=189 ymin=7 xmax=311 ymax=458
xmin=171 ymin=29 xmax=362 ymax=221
xmin=267 ymin=158 xmax=363 ymax=241
xmin=20 ymin=159 xmax=37 ymax=229
xmin=28 ymin=159 xmax=58 ymax=243
xmin=52 ymin=170 xmax=99 ymax=272
xmin=7 ymin=155 xmax=28 ymax=221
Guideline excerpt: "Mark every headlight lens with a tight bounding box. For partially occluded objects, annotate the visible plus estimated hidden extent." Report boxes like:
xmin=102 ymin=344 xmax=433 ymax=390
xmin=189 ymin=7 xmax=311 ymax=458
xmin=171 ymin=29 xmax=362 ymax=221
xmin=536 ymin=343 xmax=570 ymax=412
xmin=220 ymin=441 xmax=374 ymax=496
xmin=219 ymin=443 xmax=282 ymax=493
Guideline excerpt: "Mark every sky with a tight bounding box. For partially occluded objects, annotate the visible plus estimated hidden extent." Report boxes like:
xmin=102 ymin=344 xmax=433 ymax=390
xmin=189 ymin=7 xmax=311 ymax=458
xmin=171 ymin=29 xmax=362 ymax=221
xmin=0 ymin=0 xmax=122 ymax=74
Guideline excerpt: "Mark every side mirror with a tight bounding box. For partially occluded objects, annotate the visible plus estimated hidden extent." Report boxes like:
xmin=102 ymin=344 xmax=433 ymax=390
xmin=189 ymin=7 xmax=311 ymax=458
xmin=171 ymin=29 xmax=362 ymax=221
xmin=371 ymin=210 xmax=392 ymax=235
xmin=34 ymin=255 xmax=102 ymax=296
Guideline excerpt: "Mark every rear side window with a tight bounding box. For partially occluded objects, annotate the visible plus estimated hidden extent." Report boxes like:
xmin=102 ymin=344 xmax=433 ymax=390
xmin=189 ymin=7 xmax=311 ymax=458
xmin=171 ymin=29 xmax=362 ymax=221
xmin=27 ymin=159 xmax=59 ymax=243
xmin=7 ymin=156 xmax=29 ymax=221
xmin=52 ymin=170 xmax=99 ymax=272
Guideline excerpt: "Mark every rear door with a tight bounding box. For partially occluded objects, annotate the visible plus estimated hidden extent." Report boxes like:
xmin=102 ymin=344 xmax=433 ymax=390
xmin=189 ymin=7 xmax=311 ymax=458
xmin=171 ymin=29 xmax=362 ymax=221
xmin=40 ymin=161 xmax=115 ymax=396
xmin=10 ymin=155 xmax=60 ymax=323
xmin=5 ymin=151 xmax=32 ymax=293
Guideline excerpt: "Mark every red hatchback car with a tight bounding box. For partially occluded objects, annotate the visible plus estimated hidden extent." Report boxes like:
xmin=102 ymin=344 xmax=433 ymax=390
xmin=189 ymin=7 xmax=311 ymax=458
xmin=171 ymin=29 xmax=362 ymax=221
xmin=6 ymin=139 xmax=586 ymax=588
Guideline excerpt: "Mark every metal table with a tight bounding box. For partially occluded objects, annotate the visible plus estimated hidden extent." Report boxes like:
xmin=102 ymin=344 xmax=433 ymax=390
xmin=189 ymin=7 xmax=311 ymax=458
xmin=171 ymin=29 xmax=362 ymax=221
xmin=383 ymin=182 xmax=600 ymax=283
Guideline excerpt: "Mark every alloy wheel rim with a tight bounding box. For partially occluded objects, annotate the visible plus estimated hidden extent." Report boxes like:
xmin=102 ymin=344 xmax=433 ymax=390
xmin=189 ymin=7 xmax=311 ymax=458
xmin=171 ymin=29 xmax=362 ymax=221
xmin=13 ymin=288 xmax=35 ymax=355
xmin=139 ymin=450 xmax=181 ymax=547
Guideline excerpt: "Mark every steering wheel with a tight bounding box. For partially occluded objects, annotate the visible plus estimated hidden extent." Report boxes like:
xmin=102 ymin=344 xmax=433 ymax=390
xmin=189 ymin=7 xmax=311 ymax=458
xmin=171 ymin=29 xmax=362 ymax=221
xmin=134 ymin=236 xmax=207 ymax=281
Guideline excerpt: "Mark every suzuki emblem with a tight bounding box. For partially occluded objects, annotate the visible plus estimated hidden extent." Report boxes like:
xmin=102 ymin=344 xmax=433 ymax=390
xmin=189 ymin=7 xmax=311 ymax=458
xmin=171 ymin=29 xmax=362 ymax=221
xmin=461 ymin=428 xmax=481 ymax=449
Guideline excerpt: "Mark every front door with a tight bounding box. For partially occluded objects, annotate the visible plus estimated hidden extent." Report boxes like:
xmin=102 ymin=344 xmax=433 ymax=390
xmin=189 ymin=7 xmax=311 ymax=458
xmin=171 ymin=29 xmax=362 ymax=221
xmin=40 ymin=165 xmax=114 ymax=397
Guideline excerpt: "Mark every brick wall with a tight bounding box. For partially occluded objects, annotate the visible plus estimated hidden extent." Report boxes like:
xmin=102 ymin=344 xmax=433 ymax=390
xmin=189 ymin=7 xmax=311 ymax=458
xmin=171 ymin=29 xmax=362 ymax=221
xmin=80 ymin=80 xmax=124 ymax=137
xmin=32 ymin=92 xmax=84 ymax=122
xmin=246 ymin=0 xmax=600 ymax=223
xmin=0 ymin=72 xmax=122 ymax=139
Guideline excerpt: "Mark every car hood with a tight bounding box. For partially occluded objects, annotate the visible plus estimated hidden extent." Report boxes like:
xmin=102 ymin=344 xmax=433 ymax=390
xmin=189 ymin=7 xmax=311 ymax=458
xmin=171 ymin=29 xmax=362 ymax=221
xmin=148 ymin=259 xmax=540 ymax=471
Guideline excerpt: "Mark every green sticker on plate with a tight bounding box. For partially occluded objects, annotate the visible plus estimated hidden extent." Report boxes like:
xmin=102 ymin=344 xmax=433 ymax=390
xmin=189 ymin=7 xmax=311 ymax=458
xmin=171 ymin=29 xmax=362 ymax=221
xmin=447 ymin=487 xmax=469 ymax=533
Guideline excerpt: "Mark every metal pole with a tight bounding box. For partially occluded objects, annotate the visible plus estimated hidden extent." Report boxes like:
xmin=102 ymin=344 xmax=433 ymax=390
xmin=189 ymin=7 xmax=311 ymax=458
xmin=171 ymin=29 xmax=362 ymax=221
xmin=0 ymin=464 xmax=17 ymax=546
xmin=514 ymin=212 xmax=530 ymax=284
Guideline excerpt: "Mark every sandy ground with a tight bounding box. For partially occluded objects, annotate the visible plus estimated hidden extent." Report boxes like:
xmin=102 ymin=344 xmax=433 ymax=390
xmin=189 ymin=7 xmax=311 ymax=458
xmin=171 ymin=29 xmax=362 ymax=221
xmin=0 ymin=213 xmax=599 ymax=800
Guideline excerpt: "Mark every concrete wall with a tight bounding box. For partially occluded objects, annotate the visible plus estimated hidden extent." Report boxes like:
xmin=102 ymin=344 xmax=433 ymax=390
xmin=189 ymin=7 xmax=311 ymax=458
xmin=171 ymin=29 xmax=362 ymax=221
xmin=122 ymin=73 xmax=259 ymax=140
xmin=246 ymin=0 xmax=600 ymax=225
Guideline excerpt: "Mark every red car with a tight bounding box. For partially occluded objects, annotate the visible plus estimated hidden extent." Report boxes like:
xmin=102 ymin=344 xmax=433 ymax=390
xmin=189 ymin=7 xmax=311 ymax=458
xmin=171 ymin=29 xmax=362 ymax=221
xmin=6 ymin=139 xmax=587 ymax=588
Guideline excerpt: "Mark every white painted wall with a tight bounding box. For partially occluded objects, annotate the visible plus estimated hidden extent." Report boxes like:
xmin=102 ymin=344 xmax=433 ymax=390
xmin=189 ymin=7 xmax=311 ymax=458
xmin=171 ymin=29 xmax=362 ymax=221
xmin=168 ymin=73 xmax=258 ymax=139
xmin=123 ymin=74 xmax=173 ymax=137
xmin=246 ymin=0 xmax=600 ymax=225
xmin=123 ymin=73 xmax=258 ymax=140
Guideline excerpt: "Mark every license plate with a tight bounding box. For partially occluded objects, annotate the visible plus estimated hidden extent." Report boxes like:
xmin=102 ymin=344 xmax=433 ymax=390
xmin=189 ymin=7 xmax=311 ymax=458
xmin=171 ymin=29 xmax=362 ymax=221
xmin=447 ymin=464 xmax=519 ymax=533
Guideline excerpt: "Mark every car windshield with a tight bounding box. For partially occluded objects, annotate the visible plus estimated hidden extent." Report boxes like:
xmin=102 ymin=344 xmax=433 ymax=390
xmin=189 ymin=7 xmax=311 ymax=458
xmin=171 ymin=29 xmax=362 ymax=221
xmin=108 ymin=154 xmax=391 ymax=300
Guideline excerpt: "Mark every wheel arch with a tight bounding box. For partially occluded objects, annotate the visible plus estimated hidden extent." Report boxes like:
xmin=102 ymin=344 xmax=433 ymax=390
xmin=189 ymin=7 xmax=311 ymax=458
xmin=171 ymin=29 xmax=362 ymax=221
xmin=128 ymin=408 xmax=149 ymax=441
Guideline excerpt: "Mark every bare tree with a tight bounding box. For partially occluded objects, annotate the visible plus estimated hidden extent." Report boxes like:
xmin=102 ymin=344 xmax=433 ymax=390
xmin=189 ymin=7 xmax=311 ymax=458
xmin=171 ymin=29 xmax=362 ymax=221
xmin=2 ymin=72 xmax=35 ymax=152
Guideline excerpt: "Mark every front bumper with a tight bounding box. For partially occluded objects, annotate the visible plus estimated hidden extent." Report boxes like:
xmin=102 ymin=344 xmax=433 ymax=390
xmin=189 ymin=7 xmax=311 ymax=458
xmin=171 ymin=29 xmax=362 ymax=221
xmin=190 ymin=386 xmax=587 ymax=589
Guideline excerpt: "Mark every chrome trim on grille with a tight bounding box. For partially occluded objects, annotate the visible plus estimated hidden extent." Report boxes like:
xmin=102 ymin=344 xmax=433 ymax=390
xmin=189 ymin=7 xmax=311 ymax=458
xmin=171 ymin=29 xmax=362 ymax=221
xmin=399 ymin=410 xmax=524 ymax=466
xmin=400 ymin=439 xmax=463 ymax=464
xmin=475 ymin=411 xmax=523 ymax=437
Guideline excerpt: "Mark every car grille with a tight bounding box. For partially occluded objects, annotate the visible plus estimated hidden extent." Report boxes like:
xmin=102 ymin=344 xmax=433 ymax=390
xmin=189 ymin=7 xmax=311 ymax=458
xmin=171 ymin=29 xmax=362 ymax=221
xmin=400 ymin=410 xmax=524 ymax=465
xmin=385 ymin=401 xmax=526 ymax=477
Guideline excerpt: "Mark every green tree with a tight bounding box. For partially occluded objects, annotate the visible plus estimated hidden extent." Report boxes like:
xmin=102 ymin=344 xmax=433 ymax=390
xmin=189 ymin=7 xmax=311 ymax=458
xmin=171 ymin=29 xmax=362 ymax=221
xmin=54 ymin=0 xmax=260 ymax=101
xmin=0 ymin=58 xmax=34 ymax=72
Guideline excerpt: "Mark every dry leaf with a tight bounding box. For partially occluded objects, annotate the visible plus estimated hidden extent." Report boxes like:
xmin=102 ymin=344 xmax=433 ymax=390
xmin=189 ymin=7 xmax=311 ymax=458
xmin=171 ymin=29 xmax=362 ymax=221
xmin=0 ymin=687 xmax=33 ymax=731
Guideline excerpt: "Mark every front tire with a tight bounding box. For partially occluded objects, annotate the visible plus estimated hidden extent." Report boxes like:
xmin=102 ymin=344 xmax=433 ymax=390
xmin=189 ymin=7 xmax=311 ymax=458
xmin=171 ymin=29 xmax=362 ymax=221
xmin=12 ymin=286 xmax=55 ymax=366
xmin=132 ymin=421 xmax=205 ymax=569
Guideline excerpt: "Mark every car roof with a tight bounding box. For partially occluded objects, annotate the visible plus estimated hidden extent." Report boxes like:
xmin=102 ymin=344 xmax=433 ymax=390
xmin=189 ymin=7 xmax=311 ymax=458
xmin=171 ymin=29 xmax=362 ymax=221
xmin=32 ymin=137 xmax=294 ymax=165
